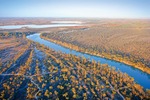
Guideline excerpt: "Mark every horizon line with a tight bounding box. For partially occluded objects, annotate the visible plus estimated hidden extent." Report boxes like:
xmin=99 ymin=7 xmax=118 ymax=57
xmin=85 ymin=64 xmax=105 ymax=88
xmin=0 ymin=17 xmax=150 ymax=20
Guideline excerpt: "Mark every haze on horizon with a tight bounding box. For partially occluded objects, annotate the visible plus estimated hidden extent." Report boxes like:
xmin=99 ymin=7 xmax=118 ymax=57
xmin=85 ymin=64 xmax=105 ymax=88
xmin=0 ymin=0 xmax=150 ymax=19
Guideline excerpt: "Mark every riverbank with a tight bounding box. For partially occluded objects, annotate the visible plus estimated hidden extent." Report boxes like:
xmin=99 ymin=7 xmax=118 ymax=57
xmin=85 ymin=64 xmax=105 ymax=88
xmin=41 ymin=34 xmax=150 ymax=75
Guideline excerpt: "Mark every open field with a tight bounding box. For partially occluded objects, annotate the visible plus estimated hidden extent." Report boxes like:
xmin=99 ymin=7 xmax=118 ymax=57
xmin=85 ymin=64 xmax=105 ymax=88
xmin=41 ymin=19 xmax=150 ymax=74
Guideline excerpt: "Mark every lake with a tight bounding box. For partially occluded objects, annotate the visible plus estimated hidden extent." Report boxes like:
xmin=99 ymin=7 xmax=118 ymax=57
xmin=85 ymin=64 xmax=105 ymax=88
xmin=0 ymin=23 xmax=80 ymax=29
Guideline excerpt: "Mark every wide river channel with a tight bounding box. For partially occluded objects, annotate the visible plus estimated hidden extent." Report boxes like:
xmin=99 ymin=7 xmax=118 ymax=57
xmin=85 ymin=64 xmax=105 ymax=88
xmin=27 ymin=33 xmax=150 ymax=89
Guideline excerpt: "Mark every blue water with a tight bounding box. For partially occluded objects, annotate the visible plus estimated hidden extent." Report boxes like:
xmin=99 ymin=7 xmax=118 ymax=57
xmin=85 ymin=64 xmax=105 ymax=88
xmin=27 ymin=33 xmax=150 ymax=89
xmin=0 ymin=24 xmax=80 ymax=29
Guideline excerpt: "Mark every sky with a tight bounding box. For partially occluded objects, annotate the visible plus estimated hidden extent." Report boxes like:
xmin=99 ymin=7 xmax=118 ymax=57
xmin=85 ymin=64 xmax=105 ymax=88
xmin=0 ymin=0 xmax=150 ymax=18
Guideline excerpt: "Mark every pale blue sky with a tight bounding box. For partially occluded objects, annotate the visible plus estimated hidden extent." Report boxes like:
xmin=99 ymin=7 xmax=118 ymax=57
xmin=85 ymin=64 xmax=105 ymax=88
xmin=0 ymin=0 xmax=150 ymax=18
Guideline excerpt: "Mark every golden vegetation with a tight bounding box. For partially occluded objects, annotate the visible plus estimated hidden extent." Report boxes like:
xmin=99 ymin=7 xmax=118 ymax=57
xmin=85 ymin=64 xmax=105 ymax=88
xmin=0 ymin=33 xmax=31 ymax=74
xmin=33 ymin=42 xmax=150 ymax=99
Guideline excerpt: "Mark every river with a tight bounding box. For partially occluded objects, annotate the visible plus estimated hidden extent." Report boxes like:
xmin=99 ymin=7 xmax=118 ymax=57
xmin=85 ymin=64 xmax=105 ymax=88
xmin=27 ymin=33 xmax=150 ymax=89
